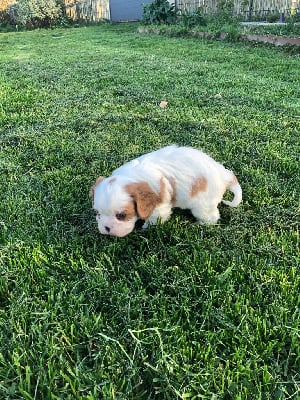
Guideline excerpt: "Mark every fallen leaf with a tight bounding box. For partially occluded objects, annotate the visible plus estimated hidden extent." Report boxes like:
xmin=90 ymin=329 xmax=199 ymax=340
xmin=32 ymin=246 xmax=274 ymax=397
xmin=159 ymin=101 xmax=168 ymax=108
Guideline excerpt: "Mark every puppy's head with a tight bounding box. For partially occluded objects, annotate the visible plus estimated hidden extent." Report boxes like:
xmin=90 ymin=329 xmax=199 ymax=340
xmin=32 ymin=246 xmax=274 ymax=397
xmin=90 ymin=176 xmax=159 ymax=237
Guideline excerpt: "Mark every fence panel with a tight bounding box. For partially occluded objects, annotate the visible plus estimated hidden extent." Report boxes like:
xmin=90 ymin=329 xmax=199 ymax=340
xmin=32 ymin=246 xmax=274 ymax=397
xmin=175 ymin=0 xmax=298 ymax=17
xmin=65 ymin=0 xmax=110 ymax=22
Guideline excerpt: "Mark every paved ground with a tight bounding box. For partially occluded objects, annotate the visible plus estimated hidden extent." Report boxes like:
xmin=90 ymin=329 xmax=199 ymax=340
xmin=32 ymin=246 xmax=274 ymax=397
xmin=241 ymin=22 xmax=288 ymax=26
xmin=241 ymin=21 xmax=300 ymax=26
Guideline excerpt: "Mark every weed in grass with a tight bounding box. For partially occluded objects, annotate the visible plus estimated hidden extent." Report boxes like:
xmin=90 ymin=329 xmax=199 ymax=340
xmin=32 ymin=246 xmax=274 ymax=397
xmin=0 ymin=24 xmax=299 ymax=399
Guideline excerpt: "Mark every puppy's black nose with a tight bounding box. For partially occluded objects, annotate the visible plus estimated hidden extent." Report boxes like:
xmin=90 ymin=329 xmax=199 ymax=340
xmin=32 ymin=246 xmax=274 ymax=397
xmin=105 ymin=226 xmax=110 ymax=233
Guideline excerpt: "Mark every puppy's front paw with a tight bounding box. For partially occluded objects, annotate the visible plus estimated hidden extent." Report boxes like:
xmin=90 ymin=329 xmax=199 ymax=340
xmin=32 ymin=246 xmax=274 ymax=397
xmin=142 ymin=215 xmax=161 ymax=229
xmin=142 ymin=218 xmax=158 ymax=229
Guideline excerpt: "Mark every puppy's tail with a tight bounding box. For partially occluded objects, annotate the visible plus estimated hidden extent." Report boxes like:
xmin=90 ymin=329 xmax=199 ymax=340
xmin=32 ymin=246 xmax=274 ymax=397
xmin=222 ymin=174 xmax=242 ymax=207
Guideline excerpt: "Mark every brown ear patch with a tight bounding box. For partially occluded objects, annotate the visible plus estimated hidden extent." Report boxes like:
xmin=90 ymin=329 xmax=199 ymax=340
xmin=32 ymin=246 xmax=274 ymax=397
xmin=125 ymin=181 xmax=161 ymax=220
xmin=190 ymin=177 xmax=207 ymax=197
xmin=121 ymin=202 xmax=136 ymax=221
xmin=89 ymin=176 xmax=106 ymax=200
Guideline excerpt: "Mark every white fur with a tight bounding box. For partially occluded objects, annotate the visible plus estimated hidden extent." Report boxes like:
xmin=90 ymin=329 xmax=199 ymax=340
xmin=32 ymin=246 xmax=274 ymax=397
xmin=91 ymin=145 xmax=242 ymax=237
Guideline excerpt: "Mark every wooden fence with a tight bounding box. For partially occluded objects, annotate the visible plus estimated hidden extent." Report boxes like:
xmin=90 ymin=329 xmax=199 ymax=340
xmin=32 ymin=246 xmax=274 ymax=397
xmin=64 ymin=0 xmax=110 ymax=21
xmin=175 ymin=0 xmax=299 ymax=18
xmin=1 ymin=0 xmax=298 ymax=22
xmin=64 ymin=0 xmax=300 ymax=22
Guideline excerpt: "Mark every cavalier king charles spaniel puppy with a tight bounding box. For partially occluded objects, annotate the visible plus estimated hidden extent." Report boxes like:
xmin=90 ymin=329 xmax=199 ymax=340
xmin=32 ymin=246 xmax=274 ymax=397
xmin=90 ymin=145 xmax=242 ymax=237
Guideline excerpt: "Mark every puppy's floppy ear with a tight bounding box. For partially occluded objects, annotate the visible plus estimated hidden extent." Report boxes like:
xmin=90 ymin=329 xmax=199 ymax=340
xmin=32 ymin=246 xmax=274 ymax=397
xmin=89 ymin=176 xmax=106 ymax=201
xmin=125 ymin=181 xmax=159 ymax=220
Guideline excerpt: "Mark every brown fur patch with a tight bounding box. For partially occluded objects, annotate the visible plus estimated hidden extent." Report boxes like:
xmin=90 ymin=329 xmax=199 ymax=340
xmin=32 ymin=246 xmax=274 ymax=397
xmin=168 ymin=177 xmax=177 ymax=204
xmin=158 ymin=177 xmax=166 ymax=202
xmin=121 ymin=203 xmax=137 ymax=221
xmin=89 ymin=176 xmax=106 ymax=201
xmin=125 ymin=181 xmax=161 ymax=220
xmin=228 ymin=174 xmax=238 ymax=188
xmin=190 ymin=177 xmax=207 ymax=197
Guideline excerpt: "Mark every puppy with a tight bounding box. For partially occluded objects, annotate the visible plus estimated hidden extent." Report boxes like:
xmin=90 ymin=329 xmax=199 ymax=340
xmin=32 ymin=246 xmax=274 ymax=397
xmin=90 ymin=145 xmax=242 ymax=237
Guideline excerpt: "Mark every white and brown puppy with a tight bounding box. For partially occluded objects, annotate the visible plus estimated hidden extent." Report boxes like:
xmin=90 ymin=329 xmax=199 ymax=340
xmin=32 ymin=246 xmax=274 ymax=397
xmin=90 ymin=145 xmax=242 ymax=237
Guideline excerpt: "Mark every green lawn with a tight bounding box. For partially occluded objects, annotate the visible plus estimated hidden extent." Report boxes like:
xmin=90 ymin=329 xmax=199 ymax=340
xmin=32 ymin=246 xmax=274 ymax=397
xmin=0 ymin=23 xmax=299 ymax=399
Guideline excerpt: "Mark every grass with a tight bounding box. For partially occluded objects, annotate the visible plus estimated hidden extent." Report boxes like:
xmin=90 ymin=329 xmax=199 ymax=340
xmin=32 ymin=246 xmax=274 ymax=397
xmin=139 ymin=17 xmax=300 ymax=48
xmin=240 ymin=21 xmax=300 ymax=38
xmin=0 ymin=23 xmax=299 ymax=399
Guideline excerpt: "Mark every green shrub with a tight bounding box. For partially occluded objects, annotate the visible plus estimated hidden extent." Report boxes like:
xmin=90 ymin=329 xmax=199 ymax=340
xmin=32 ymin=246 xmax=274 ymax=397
xmin=205 ymin=13 xmax=239 ymax=35
xmin=288 ymin=11 xmax=300 ymax=23
xmin=180 ymin=8 xmax=207 ymax=28
xmin=142 ymin=0 xmax=178 ymax=25
xmin=221 ymin=22 xmax=241 ymax=41
xmin=0 ymin=9 xmax=11 ymax=31
xmin=266 ymin=12 xmax=280 ymax=23
xmin=8 ymin=0 xmax=62 ymax=28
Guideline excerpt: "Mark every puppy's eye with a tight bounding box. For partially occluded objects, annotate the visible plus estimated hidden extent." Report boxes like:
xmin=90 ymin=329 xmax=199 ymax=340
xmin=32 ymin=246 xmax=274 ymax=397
xmin=116 ymin=212 xmax=126 ymax=221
